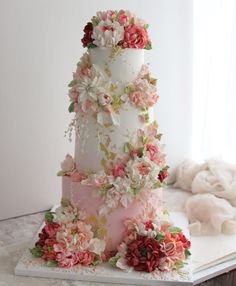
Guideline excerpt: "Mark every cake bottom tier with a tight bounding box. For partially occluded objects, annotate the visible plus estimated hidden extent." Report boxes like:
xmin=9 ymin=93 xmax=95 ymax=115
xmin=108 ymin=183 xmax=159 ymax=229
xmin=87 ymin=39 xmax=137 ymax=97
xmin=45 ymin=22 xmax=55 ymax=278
xmin=62 ymin=176 xmax=162 ymax=251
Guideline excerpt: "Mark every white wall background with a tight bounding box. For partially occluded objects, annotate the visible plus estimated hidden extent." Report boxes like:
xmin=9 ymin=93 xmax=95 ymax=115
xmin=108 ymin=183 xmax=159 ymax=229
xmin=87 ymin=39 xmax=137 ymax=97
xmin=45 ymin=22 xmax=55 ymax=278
xmin=0 ymin=0 xmax=193 ymax=219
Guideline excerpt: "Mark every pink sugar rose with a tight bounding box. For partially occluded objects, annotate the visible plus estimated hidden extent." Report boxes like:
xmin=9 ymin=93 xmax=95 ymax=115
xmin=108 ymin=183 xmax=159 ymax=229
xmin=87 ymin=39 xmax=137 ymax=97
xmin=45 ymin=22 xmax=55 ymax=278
xmin=44 ymin=222 xmax=60 ymax=238
xmin=69 ymin=87 xmax=78 ymax=102
xmin=137 ymin=162 xmax=151 ymax=176
xmin=113 ymin=163 xmax=126 ymax=178
xmin=123 ymin=24 xmax=149 ymax=49
xmin=42 ymin=238 xmax=57 ymax=261
xmin=146 ymin=143 xmax=159 ymax=161
xmin=76 ymin=251 xmax=95 ymax=266
xmin=117 ymin=11 xmax=130 ymax=25
xmin=56 ymin=251 xmax=79 ymax=268
xmin=160 ymin=241 xmax=176 ymax=257
xmin=129 ymin=91 xmax=145 ymax=108
xmin=147 ymin=93 xmax=159 ymax=107
xmin=78 ymin=66 xmax=92 ymax=78
xmin=71 ymin=171 xmax=86 ymax=182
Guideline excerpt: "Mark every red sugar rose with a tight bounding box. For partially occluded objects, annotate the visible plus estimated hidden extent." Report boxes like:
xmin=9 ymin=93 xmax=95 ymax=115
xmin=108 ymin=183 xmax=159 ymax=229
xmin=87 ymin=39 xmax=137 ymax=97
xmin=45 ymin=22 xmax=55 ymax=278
xmin=81 ymin=22 xmax=93 ymax=47
xmin=126 ymin=235 xmax=161 ymax=272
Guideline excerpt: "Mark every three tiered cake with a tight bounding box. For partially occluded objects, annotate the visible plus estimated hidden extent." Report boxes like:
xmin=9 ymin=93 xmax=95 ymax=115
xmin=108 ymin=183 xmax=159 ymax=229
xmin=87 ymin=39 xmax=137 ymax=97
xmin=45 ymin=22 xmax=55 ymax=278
xmin=31 ymin=10 xmax=190 ymax=273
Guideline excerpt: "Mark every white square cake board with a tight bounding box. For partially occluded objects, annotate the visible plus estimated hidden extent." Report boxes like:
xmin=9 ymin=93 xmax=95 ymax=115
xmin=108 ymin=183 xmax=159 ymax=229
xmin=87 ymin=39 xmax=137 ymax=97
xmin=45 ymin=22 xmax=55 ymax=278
xmin=15 ymin=211 xmax=193 ymax=285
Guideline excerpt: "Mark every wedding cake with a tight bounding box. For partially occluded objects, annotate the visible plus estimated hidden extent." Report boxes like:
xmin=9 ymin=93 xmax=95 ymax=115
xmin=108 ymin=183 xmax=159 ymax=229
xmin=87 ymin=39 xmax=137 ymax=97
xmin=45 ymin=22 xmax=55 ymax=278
xmin=31 ymin=10 xmax=190 ymax=273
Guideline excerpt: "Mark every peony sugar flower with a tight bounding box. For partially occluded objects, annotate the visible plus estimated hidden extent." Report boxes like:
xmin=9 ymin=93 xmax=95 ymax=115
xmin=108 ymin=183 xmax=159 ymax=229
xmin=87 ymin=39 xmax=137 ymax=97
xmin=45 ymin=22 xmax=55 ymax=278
xmin=76 ymin=251 xmax=95 ymax=266
xmin=92 ymin=20 xmax=124 ymax=48
xmin=56 ymin=251 xmax=79 ymax=268
xmin=126 ymin=235 xmax=160 ymax=272
xmin=123 ymin=24 xmax=149 ymax=49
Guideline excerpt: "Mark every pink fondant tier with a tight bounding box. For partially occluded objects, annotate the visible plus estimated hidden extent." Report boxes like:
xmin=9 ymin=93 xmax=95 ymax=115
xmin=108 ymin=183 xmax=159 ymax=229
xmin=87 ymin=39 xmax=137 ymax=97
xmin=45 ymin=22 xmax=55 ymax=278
xmin=62 ymin=176 xmax=162 ymax=251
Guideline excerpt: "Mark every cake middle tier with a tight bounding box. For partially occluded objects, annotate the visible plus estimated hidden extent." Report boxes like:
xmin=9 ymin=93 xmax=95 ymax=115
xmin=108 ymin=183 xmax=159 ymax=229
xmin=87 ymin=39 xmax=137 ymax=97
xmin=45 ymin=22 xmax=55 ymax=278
xmin=74 ymin=48 xmax=151 ymax=172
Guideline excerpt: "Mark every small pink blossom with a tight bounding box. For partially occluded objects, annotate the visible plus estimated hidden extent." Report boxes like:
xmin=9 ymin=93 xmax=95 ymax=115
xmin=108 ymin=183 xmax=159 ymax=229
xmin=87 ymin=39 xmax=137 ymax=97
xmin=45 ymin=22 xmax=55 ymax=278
xmin=113 ymin=163 xmax=126 ymax=178
xmin=123 ymin=24 xmax=149 ymax=49
xmin=56 ymin=251 xmax=79 ymax=268
xmin=44 ymin=222 xmax=60 ymax=238
xmin=117 ymin=11 xmax=130 ymax=25
xmin=71 ymin=171 xmax=87 ymax=182
xmin=76 ymin=251 xmax=95 ymax=266
xmin=68 ymin=87 xmax=78 ymax=102
xmin=160 ymin=241 xmax=176 ymax=257
xmin=129 ymin=91 xmax=145 ymax=107
xmin=146 ymin=143 xmax=159 ymax=161
xmin=78 ymin=66 xmax=92 ymax=78
xmin=137 ymin=162 xmax=151 ymax=175
xmin=147 ymin=93 xmax=159 ymax=107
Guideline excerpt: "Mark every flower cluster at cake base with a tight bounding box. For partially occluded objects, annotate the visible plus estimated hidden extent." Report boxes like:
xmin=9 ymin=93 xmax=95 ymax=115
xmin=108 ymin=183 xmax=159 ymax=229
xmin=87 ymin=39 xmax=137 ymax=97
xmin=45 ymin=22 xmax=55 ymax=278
xmin=58 ymin=121 xmax=169 ymax=214
xmin=81 ymin=10 xmax=152 ymax=49
xmin=109 ymin=217 xmax=191 ymax=273
xmin=30 ymin=200 xmax=106 ymax=268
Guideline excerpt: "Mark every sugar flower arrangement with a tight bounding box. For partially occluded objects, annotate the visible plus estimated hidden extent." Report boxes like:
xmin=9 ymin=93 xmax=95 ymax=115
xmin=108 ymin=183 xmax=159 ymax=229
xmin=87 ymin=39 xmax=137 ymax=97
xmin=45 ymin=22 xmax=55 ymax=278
xmin=67 ymin=52 xmax=158 ymax=126
xmin=30 ymin=200 xmax=106 ymax=268
xmin=81 ymin=10 xmax=152 ymax=49
xmin=109 ymin=216 xmax=191 ymax=272
xmin=58 ymin=121 xmax=169 ymax=214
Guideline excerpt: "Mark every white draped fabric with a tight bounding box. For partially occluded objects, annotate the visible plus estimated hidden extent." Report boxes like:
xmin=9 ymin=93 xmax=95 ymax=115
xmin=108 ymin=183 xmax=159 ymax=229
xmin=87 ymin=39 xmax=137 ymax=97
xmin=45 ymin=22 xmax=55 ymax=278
xmin=192 ymin=0 xmax=236 ymax=162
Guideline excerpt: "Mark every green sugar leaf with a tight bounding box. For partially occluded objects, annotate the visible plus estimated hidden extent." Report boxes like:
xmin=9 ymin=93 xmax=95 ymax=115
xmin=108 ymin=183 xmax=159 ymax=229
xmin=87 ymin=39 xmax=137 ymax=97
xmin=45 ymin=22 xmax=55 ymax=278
xmin=169 ymin=226 xmax=182 ymax=235
xmin=109 ymin=256 xmax=119 ymax=268
xmin=68 ymin=102 xmax=75 ymax=113
xmin=185 ymin=249 xmax=191 ymax=258
xmin=157 ymin=232 xmax=166 ymax=243
xmin=46 ymin=260 xmax=58 ymax=267
xmin=30 ymin=245 xmax=43 ymax=258
xmin=68 ymin=79 xmax=77 ymax=87
xmin=45 ymin=211 xmax=54 ymax=223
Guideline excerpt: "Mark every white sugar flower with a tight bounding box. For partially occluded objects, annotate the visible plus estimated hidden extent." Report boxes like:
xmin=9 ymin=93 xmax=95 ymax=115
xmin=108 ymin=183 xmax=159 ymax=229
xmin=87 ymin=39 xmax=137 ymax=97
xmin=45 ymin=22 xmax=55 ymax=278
xmin=92 ymin=20 xmax=124 ymax=48
xmin=88 ymin=238 xmax=106 ymax=255
xmin=125 ymin=156 xmax=160 ymax=189
xmin=61 ymin=154 xmax=75 ymax=172
xmin=75 ymin=65 xmax=111 ymax=112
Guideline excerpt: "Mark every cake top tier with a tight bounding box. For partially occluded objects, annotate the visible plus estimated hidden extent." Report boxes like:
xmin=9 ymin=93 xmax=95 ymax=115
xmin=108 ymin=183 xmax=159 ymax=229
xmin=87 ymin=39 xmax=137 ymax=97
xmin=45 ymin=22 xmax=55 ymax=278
xmin=81 ymin=10 xmax=152 ymax=50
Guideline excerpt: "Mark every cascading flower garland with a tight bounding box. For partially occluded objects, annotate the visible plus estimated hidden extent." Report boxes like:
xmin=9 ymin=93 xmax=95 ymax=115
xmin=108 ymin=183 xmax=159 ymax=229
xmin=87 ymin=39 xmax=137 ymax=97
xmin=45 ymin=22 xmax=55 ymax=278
xmin=67 ymin=52 xmax=158 ymax=126
xmin=58 ymin=121 xmax=169 ymax=214
xmin=81 ymin=10 xmax=152 ymax=50
xmin=30 ymin=200 xmax=106 ymax=268
xmin=109 ymin=217 xmax=191 ymax=273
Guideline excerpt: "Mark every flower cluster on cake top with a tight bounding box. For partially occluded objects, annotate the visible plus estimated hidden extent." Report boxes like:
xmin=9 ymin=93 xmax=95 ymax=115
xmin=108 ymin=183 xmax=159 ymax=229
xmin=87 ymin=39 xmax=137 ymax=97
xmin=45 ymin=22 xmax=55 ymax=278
xmin=81 ymin=10 xmax=152 ymax=49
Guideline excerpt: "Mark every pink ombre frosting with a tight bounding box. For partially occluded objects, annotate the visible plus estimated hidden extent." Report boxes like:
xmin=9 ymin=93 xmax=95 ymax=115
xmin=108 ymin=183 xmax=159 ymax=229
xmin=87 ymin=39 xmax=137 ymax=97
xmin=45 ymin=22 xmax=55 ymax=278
xmin=62 ymin=176 xmax=162 ymax=251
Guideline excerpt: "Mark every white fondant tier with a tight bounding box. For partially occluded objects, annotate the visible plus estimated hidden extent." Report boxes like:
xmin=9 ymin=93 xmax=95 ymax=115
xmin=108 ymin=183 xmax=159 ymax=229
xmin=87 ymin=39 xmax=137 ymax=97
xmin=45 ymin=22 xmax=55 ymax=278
xmin=74 ymin=48 xmax=152 ymax=172
xmin=89 ymin=48 xmax=144 ymax=83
